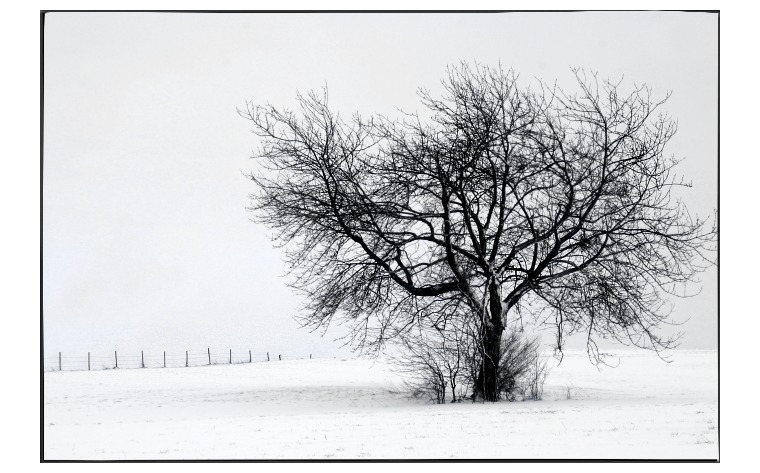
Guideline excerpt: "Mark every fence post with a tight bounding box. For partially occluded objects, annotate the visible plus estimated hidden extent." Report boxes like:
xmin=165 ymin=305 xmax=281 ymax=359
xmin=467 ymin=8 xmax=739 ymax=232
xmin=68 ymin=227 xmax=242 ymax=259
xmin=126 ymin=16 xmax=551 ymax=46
xmin=58 ymin=352 xmax=61 ymax=371
xmin=279 ymin=354 xmax=281 ymax=361
xmin=163 ymin=351 xmax=166 ymax=368
xmin=267 ymin=352 xmax=269 ymax=361
xmin=208 ymin=348 xmax=211 ymax=365
xmin=249 ymin=350 xmax=252 ymax=363
xmin=115 ymin=351 xmax=118 ymax=369
xmin=88 ymin=352 xmax=91 ymax=371
xmin=186 ymin=350 xmax=188 ymax=367
xmin=310 ymin=354 xmax=312 ymax=359
xmin=229 ymin=349 xmax=232 ymax=364
xmin=141 ymin=350 xmax=145 ymax=368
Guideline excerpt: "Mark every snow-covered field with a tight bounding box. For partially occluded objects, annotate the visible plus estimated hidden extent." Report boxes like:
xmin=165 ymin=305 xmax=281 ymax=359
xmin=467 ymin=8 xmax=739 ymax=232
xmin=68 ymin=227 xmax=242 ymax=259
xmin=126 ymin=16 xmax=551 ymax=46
xmin=43 ymin=349 xmax=718 ymax=460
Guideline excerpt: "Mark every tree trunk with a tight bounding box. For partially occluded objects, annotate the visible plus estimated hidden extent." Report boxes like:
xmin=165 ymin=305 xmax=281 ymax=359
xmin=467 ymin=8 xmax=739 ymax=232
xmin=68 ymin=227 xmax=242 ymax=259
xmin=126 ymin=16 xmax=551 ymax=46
xmin=473 ymin=281 xmax=505 ymax=402
xmin=474 ymin=323 xmax=502 ymax=401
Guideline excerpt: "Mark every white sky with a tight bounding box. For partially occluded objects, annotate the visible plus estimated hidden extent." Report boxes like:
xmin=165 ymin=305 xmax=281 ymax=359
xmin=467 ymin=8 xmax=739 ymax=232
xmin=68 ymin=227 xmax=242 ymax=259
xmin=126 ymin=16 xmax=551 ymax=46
xmin=42 ymin=11 xmax=718 ymax=358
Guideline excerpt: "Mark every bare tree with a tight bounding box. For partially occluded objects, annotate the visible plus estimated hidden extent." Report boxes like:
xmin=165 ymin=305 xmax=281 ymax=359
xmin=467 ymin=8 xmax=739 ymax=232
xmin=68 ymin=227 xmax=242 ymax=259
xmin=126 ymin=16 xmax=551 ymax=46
xmin=240 ymin=63 xmax=715 ymax=402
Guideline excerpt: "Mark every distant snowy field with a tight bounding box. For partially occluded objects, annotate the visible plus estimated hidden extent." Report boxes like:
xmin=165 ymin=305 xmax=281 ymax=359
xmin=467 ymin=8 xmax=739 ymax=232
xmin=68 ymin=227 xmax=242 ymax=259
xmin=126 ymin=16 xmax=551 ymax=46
xmin=43 ymin=349 xmax=718 ymax=460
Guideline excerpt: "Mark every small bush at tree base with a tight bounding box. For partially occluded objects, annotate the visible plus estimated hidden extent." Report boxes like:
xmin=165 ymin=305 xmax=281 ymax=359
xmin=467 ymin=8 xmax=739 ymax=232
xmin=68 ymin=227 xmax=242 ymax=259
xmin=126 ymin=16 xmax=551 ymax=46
xmin=395 ymin=325 xmax=550 ymax=403
xmin=496 ymin=331 xmax=542 ymax=401
xmin=390 ymin=326 xmax=469 ymax=405
xmin=471 ymin=331 xmax=549 ymax=402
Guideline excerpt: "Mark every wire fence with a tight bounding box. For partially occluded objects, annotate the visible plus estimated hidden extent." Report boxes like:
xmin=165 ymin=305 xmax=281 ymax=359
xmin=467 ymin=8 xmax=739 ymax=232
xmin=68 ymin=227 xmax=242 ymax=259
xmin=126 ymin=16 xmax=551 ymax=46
xmin=42 ymin=349 xmax=318 ymax=372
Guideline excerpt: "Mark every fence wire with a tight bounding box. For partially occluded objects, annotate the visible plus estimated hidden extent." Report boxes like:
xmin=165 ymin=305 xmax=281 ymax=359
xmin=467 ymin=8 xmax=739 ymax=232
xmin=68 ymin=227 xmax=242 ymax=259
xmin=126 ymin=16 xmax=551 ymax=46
xmin=43 ymin=350 xmax=321 ymax=372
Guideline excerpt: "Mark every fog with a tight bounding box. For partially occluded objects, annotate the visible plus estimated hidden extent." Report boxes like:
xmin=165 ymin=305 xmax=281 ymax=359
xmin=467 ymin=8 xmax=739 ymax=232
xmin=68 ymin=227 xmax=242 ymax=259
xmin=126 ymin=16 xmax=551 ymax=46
xmin=42 ymin=12 xmax=717 ymax=358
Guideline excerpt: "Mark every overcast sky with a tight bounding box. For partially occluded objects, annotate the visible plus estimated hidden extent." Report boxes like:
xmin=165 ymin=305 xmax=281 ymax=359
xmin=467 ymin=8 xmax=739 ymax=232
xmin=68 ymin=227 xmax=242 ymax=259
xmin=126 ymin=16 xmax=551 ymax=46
xmin=42 ymin=11 xmax=718 ymax=358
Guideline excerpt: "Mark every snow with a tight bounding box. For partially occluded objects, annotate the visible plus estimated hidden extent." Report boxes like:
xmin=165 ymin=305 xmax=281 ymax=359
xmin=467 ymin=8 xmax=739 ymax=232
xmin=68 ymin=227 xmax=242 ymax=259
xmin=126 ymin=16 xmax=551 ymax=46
xmin=43 ymin=349 xmax=718 ymax=460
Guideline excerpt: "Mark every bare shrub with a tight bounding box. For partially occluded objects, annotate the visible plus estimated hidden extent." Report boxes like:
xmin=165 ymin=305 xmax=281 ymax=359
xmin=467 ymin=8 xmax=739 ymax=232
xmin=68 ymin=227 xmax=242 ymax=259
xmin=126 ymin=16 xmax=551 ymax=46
xmin=519 ymin=353 xmax=551 ymax=401
xmin=390 ymin=326 xmax=470 ymax=404
xmin=467 ymin=329 xmax=548 ymax=402
xmin=394 ymin=322 xmax=552 ymax=403
xmin=409 ymin=370 xmax=447 ymax=404
xmin=496 ymin=331 xmax=542 ymax=401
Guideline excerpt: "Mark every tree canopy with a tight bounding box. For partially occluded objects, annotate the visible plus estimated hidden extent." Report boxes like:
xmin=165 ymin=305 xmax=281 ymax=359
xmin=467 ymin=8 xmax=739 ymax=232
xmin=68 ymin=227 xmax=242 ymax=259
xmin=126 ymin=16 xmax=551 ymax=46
xmin=241 ymin=63 xmax=715 ymax=400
